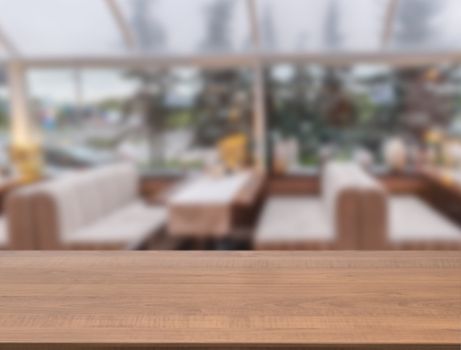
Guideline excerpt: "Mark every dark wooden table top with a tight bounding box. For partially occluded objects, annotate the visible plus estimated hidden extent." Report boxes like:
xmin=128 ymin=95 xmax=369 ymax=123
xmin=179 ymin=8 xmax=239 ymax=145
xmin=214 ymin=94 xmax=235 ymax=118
xmin=422 ymin=167 xmax=461 ymax=199
xmin=0 ymin=251 xmax=460 ymax=349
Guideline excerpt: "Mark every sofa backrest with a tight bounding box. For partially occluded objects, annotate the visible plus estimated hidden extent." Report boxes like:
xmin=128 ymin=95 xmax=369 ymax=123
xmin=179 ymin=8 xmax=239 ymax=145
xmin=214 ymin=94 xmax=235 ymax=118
xmin=352 ymin=168 xmax=389 ymax=250
xmin=7 ymin=162 xmax=139 ymax=250
xmin=321 ymin=162 xmax=364 ymax=249
xmin=5 ymin=184 xmax=44 ymax=249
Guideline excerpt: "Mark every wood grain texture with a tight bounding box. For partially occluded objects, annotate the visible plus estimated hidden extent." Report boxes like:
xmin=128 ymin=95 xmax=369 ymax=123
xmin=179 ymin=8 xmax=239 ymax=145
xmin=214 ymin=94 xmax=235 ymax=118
xmin=0 ymin=252 xmax=459 ymax=349
xmin=266 ymin=173 xmax=427 ymax=197
xmin=267 ymin=175 xmax=320 ymax=195
xmin=420 ymin=168 xmax=461 ymax=225
xmin=422 ymin=168 xmax=461 ymax=199
xmin=380 ymin=174 xmax=427 ymax=194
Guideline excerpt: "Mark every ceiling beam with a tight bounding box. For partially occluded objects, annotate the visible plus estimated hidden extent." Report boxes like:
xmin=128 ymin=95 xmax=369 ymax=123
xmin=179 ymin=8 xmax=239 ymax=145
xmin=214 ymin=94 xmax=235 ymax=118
xmin=14 ymin=50 xmax=461 ymax=69
xmin=105 ymin=0 xmax=137 ymax=50
xmin=19 ymin=53 xmax=256 ymax=69
xmin=262 ymin=51 xmax=461 ymax=67
xmin=381 ymin=0 xmax=400 ymax=49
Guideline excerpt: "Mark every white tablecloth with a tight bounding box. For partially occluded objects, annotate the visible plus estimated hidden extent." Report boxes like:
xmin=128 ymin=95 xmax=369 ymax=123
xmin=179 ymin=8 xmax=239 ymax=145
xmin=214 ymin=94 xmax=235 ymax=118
xmin=169 ymin=172 xmax=251 ymax=205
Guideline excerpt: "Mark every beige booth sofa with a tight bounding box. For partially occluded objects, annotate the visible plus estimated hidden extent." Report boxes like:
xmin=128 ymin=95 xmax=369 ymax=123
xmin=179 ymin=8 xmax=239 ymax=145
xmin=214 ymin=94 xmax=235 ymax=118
xmin=355 ymin=169 xmax=461 ymax=250
xmin=0 ymin=217 xmax=8 ymax=249
xmin=255 ymin=162 xmax=364 ymax=250
xmin=6 ymin=163 xmax=166 ymax=250
xmin=3 ymin=185 xmax=40 ymax=250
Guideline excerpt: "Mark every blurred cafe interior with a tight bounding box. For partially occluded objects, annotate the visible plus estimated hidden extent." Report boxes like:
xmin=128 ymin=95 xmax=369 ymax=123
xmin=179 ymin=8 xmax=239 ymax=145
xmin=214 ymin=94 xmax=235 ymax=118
xmin=1 ymin=0 xmax=461 ymax=251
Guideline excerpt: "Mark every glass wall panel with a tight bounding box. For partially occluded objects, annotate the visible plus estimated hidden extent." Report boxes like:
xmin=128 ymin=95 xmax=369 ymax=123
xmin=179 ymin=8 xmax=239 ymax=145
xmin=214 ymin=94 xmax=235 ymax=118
xmin=257 ymin=0 xmax=387 ymax=52
xmin=390 ymin=0 xmax=461 ymax=51
xmin=28 ymin=67 xmax=253 ymax=175
xmin=266 ymin=63 xmax=461 ymax=174
xmin=0 ymin=0 xmax=123 ymax=56
xmin=118 ymin=0 xmax=251 ymax=54
xmin=28 ymin=69 xmax=87 ymax=175
xmin=0 ymin=0 xmax=461 ymax=58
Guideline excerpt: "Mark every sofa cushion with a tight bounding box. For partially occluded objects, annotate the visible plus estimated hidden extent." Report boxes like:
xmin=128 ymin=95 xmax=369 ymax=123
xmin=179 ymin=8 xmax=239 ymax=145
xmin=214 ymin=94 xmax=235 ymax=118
xmin=48 ymin=163 xmax=139 ymax=236
xmin=390 ymin=196 xmax=461 ymax=243
xmin=66 ymin=201 xmax=166 ymax=250
xmin=93 ymin=163 xmax=138 ymax=212
xmin=255 ymin=196 xmax=333 ymax=248
xmin=28 ymin=162 xmax=141 ymax=249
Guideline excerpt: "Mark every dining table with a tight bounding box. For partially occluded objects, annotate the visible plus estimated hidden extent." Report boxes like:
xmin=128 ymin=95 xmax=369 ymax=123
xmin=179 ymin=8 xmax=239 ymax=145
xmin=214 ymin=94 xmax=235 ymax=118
xmin=167 ymin=170 xmax=264 ymax=237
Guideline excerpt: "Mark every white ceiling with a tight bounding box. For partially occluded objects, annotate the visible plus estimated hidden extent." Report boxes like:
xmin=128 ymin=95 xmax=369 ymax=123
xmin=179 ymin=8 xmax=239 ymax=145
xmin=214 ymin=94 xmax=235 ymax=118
xmin=0 ymin=0 xmax=460 ymax=64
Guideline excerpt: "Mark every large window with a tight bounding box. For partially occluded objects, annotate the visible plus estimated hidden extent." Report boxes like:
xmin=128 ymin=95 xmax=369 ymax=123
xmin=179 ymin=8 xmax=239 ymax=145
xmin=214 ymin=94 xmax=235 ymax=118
xmin=267 ymin=64 xmax=461 ymax=174
xmin=27 ymin=63 xmax=461 ymax=176
xmin=28 ymin=67 xmax=253 ymax=175
xmin=1 ymin=0 xmax=461 ymax=181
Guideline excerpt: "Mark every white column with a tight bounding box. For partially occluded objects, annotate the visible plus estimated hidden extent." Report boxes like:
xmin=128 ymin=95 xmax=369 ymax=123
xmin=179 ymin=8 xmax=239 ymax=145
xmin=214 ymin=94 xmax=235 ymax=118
xmin=246 ymin=0 xmax=268 ymax=171
xmin=74 ymin=68 xmax=84 ymax=114
xmin=8 ymin=61 xmax=37 ymax=147
xmin=252 ymin=63 xmax=267 ymax=171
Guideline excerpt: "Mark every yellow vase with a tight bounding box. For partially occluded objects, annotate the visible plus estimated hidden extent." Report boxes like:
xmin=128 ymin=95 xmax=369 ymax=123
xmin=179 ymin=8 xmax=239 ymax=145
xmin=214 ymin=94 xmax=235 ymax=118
xmin=10 ymin=143 xmax=43 ymax=184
